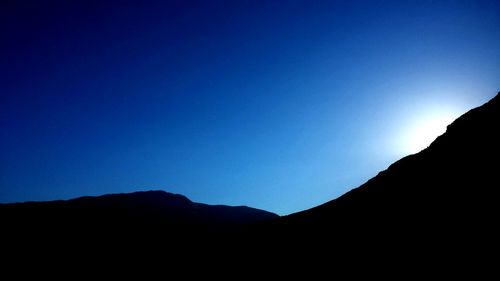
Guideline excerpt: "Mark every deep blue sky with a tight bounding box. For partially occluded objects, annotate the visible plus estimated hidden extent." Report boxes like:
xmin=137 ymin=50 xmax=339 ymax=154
xmin=1 ymin=0 xmax=499 ymax=214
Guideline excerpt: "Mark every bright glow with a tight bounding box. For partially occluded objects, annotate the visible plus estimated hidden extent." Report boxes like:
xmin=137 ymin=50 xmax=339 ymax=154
xmin=402 ymin=111 xmax=460 ymax=154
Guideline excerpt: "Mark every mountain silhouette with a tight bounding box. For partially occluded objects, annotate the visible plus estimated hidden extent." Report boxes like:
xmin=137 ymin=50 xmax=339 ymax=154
xmin=1 ymin=92 xmax=498 ymax=272
xmin=247 ymin=92 xmax=500 ymax=267
xmin=1 ymin=190 xmax=278 ymax=237
xmin=281 ymin=92 xmax=498 ymax=231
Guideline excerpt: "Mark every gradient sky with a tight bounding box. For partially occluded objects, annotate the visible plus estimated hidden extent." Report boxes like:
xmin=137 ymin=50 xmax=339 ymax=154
xmin=1 ymin=0 xmax=499 ymax=214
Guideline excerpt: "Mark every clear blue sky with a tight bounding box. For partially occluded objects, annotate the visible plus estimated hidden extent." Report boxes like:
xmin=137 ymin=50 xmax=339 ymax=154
xmin=1 ymin=0 xmax=499 ymax=214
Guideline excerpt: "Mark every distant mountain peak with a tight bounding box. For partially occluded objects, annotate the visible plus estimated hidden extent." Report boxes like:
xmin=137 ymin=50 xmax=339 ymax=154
xmin=118 ymin=190 xmax=192 ymax=202
xmin=1 ymin=189 xmax=279 ymax=231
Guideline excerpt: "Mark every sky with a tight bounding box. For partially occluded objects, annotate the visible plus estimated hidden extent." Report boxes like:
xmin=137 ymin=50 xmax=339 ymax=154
xmin=1 ymin=0 xmax=499 ymax=215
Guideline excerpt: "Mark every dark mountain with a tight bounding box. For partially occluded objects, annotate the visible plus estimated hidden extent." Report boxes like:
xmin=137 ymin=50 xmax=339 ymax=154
xmin=224 ymin=92 xmax=498 ymax=273
xmin=0 ymin=190 xmax=278 ymax=236
xmin=268 ymin=92 xmax=500 ymax=254
xmin=2 ymin=92 xmax=498 ymax=273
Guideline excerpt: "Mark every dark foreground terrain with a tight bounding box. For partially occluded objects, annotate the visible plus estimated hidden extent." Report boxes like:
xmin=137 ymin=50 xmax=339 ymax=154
xmin=2 ymin=92 xmax=498 ymax=272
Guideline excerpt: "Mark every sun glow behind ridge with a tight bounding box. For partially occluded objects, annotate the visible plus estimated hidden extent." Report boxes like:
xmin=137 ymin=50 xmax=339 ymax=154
xmin=401 ymin=111 xmax=460 ymax=154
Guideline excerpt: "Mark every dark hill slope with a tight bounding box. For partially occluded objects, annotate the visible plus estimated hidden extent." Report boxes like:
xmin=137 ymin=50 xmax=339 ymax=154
xmin=279 ymin=92 xmax=499 ymax=244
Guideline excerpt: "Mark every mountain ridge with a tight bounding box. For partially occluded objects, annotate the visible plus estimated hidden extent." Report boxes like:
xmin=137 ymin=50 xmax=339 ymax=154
xmin=278 ymin=92 xmax=499 ymax=237
xmin=1 ymin=92 xmax=498 ymax=266
xmin=0 ymin=189 xmax=279 ymax=232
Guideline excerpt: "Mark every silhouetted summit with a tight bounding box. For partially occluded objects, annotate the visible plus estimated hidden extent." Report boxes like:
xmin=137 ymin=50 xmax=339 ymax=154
xmin=0 ymin=190 xmax=278 ymax=233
